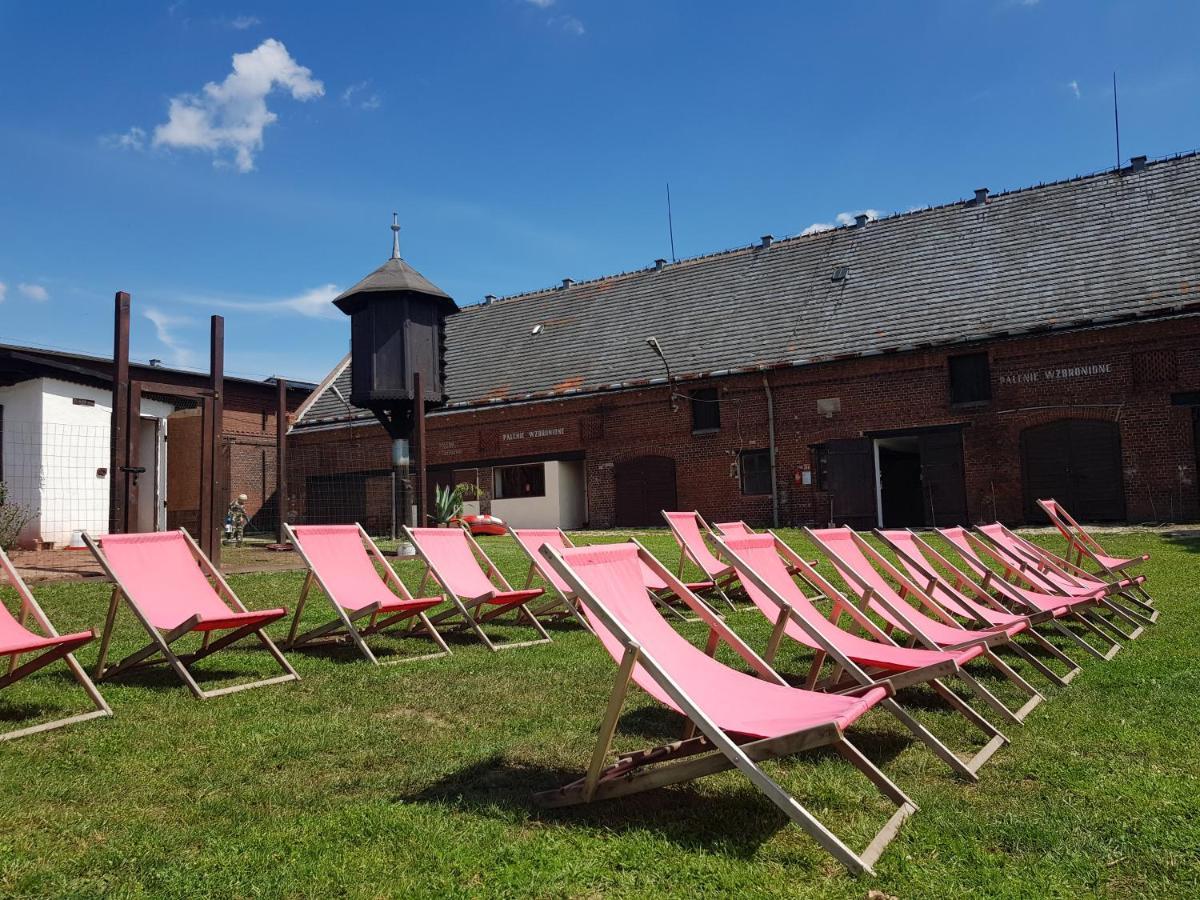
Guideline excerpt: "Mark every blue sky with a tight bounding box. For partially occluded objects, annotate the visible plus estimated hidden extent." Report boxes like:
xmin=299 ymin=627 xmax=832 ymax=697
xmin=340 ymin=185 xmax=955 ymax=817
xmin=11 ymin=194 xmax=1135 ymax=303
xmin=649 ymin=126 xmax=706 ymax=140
xmin=1 ymin=1 xmax=1197 ymax=383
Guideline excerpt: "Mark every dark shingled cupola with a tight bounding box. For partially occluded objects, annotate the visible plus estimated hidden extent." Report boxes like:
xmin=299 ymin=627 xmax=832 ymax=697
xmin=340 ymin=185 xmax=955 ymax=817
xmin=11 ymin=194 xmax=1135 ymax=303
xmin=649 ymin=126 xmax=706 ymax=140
xmin=333 ymin=214 xmax=458 ymax=524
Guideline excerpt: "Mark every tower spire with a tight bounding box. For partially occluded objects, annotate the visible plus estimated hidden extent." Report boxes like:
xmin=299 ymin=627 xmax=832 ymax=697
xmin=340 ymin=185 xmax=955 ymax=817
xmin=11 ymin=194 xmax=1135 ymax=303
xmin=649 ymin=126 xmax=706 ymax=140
xmin=390 ymin=212 xmax=401 ymax=260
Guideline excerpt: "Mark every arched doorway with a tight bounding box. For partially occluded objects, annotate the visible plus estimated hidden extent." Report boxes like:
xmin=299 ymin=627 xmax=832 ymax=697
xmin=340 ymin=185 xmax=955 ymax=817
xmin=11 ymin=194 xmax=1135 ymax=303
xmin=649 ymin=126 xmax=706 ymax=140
xmin=614 ymin=456 xmax=677 ymax=526
xmin=1020 ymin=419 xmax=1125 ymax=522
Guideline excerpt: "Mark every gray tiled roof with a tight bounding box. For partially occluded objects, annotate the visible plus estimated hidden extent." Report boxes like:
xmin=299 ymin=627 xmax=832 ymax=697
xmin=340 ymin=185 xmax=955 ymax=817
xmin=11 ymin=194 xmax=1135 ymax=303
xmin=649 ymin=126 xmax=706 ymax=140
xmin=295 ymin=152 xmax=1200 ymax=428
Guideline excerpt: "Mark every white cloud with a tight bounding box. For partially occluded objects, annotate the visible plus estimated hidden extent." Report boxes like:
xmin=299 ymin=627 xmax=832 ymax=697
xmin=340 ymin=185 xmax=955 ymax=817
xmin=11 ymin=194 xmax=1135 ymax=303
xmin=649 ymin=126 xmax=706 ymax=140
xmin=143 ymin=308 xmax=197 ymax=367
xmin=1068 ymin=79 xmax=1081 ymax=99
xmin=151 ymin=38 xmax=324 ymax=173
xmin=17 ymin=283 xmax=49 ymax=302
xmin=802 ymin=209 xmax=882 ymax=235
xmin=0 ymin=281 xmax=6 ymax=302
xmin=227 ymin=15 xmax=262 ymax=30
xmin=341 ymin=80 xmax=382 ymax=111
xmin=101 ymin=126 xmax=146 ymax=151
xmin=555 ymin=15 xmax=585 ymax=35
xmin=186 ymin=283 xmax=343 ymax=319
xmin=526 ymin=0 xmax=556 ymax=7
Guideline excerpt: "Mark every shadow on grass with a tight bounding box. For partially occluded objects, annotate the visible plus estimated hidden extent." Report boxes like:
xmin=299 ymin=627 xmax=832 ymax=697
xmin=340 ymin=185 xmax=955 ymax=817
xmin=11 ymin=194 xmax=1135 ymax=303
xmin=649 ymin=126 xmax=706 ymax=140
xmin=402 ymin=754 xmax=790 ymax=858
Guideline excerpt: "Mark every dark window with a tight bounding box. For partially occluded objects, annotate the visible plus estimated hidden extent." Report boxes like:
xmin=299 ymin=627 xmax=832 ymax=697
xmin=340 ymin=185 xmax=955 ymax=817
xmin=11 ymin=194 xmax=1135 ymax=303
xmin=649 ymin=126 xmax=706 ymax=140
xmin=811 ymin=444 xmax=828 ymax=490
xmin=494 ymin=463 xmax=545 ymax=499
xmin=948 ymin=352 xmax=991 ymax=404
xmin=690 ymin=388 xmax=720 ymax=432
xmin=740 ymin=449 xmax=772 ymax=495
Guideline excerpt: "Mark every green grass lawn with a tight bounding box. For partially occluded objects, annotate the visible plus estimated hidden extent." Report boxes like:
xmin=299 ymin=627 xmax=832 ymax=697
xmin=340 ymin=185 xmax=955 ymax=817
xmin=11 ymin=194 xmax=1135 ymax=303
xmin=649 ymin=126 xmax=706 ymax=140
xmin=1 ymin=529 xmax=1197 ymax=898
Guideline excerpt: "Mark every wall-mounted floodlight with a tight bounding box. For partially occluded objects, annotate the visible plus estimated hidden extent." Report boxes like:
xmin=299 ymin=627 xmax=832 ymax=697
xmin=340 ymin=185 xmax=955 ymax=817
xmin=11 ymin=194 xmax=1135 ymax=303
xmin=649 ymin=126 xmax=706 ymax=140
xmin=645 ymin=336 xmax=677 ymax=411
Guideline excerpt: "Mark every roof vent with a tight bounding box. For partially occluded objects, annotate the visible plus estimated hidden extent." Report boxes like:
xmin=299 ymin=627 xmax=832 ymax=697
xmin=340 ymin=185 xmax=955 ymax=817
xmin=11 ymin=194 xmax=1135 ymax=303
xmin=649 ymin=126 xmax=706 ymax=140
xmin=148 ymin=358 xmax=163 ymax=368
xmin=854 ymin=214 xmax=869 ymax=228
xmin=483 ymin=294 xmax=497 ymax=305
xmin=760 ymin=234 xmax=774 ymax=248
xmin=1129 ymin=155 xmax=1147 ymax=172
xmin=974 ymin=187 xmax=989 ymax=204
xmin=655 ymin=258 xmax=667 ymax=271
xmin=561 ymin=278 xmax=574 ymax=290
xmin=831 ymin=265 xmax=849 ymax=283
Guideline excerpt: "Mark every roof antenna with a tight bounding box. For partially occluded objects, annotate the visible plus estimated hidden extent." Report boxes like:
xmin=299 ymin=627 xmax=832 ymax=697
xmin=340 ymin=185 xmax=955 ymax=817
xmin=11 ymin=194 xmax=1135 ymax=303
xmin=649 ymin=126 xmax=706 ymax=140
xmin=390 ymin=212 xmax=401 ymax=259
xmin=666 ymin=182 xmax=677 ymax=263
xmin=1112 ymin=72 xmax=1122 ymax=172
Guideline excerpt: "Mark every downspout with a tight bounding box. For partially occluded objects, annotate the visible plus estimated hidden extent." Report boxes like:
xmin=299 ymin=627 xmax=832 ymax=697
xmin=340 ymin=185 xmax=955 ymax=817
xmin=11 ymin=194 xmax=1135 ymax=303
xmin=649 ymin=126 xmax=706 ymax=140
xmin=762 ymin=375 xmax=779 ymax=528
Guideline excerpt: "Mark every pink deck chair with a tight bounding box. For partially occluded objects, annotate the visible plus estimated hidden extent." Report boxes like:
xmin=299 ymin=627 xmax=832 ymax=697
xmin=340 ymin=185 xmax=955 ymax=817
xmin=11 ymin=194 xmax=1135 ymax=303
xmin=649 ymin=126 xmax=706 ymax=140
xmin=713 ymin=532 xmax=1007 ymax=779
xmin=1038 ymin=499 xmax=1154 ymax=606
xmin=715 ymin=520 xmax=808 ymax=576
xmin=0 ymin=546 xmax=110 ymax=740
xmin=876 ymin=529 xmax=1082 ymax=687
xmin=537 ymin=538 xmax=916 ymax=877
xmin=84 ymin=530 xmax=298 ymax=699
xmin=977 ymin=523 xmax=1154 ymax=630
xmin=805 ymin=527 xmax=1044 ymax=726
xmin=508 ymin=527 xmax=592 ymax=630
xmin=662 ymin=511 xmax=739 ymax=609
xmin=285 ymin=524 xmax=451 ymax=664
xmin=406 ymin=526 xmax=551 ymax=652
xmin=937 ymin=527 xmax=1123 ymax=662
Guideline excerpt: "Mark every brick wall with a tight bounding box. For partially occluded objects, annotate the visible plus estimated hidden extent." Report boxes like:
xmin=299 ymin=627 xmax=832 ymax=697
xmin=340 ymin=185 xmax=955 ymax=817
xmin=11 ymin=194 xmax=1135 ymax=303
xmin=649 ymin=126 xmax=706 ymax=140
xmin=289 ymin=316 xmax=1200 ymax=528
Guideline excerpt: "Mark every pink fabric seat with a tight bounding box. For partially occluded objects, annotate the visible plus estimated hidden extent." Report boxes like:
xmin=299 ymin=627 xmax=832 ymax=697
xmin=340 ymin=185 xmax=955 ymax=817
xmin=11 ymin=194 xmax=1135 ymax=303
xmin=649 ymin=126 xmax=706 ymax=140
xmin=663 ymin=512 xmax=733 ymax=579
xmin=880 ymin=530 xmax=1035 ymax=630
xmin=99 ymin=532 xmax=286 ymax=632
xmin=289 ymin=526 xmax=442 ymax=615
xmin=977 ymin=524 xmax=1135 ymax=597
xmin=559 ymin=543 xmax=887 ymax=739
xmin=637 ymin=561 xmax=713 ymax=594
xmin=722 ymin=534 xmax=980 ymax=672
xmin=713 ymin=521 xmax=753 ymax=537
xmin=0 ymin=621 xmax=93 ymax=657
xmin=511 ymin=529 xmax=574 ymax=596
xmin=409 ymin=528 xmax=544 ymax=604
xmin=809 ymin=529 xmax=1016 ymax=645
xmin=1039 ymin=499 xmax=1149 ymax=571
xmin=937 ymin=528 xmax=1097 ymax=616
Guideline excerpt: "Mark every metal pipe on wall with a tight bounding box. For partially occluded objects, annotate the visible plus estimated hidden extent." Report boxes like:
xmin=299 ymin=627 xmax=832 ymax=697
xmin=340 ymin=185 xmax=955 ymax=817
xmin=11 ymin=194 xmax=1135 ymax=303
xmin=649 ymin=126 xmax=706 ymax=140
xmin=762 ymin=375 xmax=779 ymax=528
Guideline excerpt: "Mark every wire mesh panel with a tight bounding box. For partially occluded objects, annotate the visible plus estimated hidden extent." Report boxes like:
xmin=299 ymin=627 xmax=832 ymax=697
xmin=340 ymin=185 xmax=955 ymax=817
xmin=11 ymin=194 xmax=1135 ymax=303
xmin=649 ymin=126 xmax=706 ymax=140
xmin=286 ymin=429 xmax=397 ymax=539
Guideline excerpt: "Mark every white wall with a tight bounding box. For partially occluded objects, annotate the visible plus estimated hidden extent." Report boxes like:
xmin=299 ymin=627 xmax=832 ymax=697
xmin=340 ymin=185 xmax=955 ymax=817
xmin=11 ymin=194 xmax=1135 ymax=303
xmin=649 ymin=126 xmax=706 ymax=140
xmin=1 ymin=378 xmax=173 ymax=545
xmin=0 ymin=380 xmax=44 ymax=542
xmin=491 ymin=460 xmax=587 ymax=529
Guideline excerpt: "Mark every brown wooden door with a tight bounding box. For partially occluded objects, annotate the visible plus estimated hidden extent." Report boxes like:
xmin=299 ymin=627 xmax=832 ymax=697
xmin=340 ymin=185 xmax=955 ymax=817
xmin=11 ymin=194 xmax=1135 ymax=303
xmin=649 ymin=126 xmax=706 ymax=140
xmin=1021 ymin=419 xmax=1125 ymax=522
xmin=825 ymin=438 xmax=877 ymax=529
xmin=918 ymin=429 xmax=969 ymax=526
xmin=614 ymin=456 xmax=677 ymax=526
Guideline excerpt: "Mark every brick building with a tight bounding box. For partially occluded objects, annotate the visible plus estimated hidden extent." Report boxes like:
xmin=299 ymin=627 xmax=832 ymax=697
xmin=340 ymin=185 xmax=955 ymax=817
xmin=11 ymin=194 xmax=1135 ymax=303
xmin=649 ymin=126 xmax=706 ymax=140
xmin=290 ymin=152 xmax=1200 ymax=530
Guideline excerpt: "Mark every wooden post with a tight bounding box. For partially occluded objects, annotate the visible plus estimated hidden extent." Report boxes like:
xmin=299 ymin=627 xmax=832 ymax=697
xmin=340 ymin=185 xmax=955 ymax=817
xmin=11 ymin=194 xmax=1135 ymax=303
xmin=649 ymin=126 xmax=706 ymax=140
xmin=110 ymin=292 xmax=131 ymax=534
xmin=413 ymin=371 xmax=427 ymax=527
xmin=276 ymin=377 xmax=288 ymax=545
xmin=208 ymin=316 xmax=225 ymax=567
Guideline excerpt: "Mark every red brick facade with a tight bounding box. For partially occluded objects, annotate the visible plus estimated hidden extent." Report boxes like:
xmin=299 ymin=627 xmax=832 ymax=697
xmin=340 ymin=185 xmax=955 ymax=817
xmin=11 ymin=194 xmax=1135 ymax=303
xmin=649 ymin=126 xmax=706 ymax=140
xmin=289 ymin=315 xmax=1200 ymax=528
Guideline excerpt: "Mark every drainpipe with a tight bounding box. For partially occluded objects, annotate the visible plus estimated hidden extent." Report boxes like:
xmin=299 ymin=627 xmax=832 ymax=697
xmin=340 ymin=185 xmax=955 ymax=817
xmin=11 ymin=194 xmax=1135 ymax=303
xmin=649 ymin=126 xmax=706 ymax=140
xmin=762 ymin=376 xmax=779 ymax=528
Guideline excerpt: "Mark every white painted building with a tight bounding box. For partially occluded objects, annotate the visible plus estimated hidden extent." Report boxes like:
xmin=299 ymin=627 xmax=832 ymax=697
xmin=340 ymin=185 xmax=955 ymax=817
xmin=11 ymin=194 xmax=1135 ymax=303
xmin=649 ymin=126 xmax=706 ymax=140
xmin=0 ymin=377 xmax=172 ymax=546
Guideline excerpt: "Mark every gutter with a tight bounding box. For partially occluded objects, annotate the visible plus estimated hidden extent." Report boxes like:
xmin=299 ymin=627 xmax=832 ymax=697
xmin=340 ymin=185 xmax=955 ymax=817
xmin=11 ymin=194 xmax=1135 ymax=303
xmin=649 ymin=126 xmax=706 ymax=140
xmin=763 ymin=375 xmax=779 ymax=528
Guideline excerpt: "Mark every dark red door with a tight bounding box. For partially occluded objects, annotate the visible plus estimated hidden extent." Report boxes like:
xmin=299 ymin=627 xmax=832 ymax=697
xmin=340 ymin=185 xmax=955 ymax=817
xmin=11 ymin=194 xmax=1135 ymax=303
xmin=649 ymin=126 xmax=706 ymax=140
xmin=614 ymin=456 xmax=677 ymax=526
xmin=825 ymin=438 xmax=877 ymax=529
xmin=1020 ymin=419 xmax=1125 ymax=522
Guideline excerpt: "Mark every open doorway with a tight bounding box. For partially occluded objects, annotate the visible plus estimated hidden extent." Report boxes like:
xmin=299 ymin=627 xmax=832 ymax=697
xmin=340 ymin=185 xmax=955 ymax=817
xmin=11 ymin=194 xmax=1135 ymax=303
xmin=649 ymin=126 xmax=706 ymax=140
xmin=134 ymin=416 xmax=167 ymax=533
xmin=875 ymin=436 xmax=924 ymax=527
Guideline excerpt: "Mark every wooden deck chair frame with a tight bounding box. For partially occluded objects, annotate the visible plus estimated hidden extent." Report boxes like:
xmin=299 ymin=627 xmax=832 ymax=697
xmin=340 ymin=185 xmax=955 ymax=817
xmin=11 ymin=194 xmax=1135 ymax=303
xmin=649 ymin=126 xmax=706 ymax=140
xmin=406 ymin=525 xmax=552 ymax=652
xmin=283 ymin=522 xmax=451 ymax=665
xmin=537 ymin=537 xmax=917 ymax=877
xmin=0 ymin=546 xmax=112 ymax=740
xmin=714 ymin=532 xmax=1008 ymax=780
xmin=803 ymin=527 xmax=1044 ymax=727
xmin=938 ymin=527 xmax=1124 ymax=662
xmin=507 ymin=526 xmax=593 ymax=631
xmin=1037 ymin=498 xmax=1156 ymax=609
xmin=979 ymin=523 xmax=1155 ymax=630
xmin=662 ymin=510 xmax=740 ymax=610
xmin=873 ymin=529 xmax=1082 ymax=687
xmin=83 ymin=530 xmax=299 ymax=700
